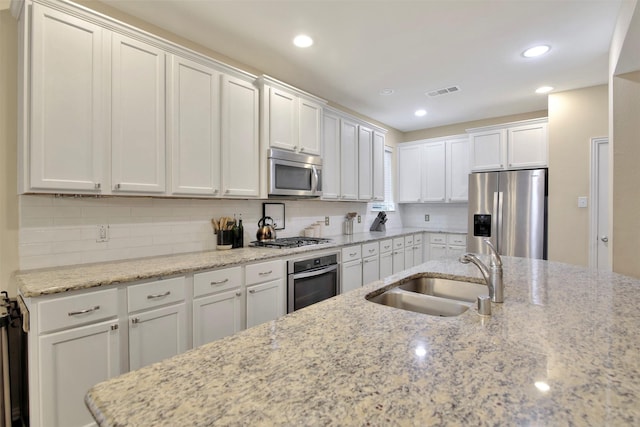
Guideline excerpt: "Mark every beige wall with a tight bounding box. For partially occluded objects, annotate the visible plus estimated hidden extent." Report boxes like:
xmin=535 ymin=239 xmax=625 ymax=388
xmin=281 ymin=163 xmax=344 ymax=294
xmin=547 ymin=85 xmax=608 ymax=266
xmin=612 ymin=71 xmax=640 ymax=277
xmin=0 ymin=10 xmax=19 ymax=295
xmin=403 ymin=110 xmax=548 ymax=142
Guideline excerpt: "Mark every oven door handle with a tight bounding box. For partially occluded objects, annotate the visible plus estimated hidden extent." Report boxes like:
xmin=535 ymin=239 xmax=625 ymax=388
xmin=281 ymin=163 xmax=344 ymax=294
xmin=292 ymin=264 xmax=338 ymax=280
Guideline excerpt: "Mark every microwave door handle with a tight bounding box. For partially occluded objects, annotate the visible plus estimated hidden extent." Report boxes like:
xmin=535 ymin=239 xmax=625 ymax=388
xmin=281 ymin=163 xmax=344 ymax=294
xmin=311 ymin=165 xmax=319 ymax=194
xmin=292 ymin=264 xmax=338 ymax=280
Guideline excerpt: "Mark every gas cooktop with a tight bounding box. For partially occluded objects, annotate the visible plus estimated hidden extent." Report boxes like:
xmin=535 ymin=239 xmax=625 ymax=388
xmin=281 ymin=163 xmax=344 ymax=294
xmin=250 ymin=237 xmax=332 ymax=249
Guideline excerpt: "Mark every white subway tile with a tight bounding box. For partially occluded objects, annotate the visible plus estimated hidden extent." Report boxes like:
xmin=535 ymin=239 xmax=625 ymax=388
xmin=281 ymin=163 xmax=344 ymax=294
xmin=19 ymin=243 xmax=52 ymax=257
xmin=19 ymin=229 xmax=53 ymax=244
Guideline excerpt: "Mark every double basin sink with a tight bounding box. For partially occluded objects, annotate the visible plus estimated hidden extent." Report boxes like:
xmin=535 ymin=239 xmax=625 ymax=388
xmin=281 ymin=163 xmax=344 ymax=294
xmin=366 ymin=275 xmax=488 ymax=317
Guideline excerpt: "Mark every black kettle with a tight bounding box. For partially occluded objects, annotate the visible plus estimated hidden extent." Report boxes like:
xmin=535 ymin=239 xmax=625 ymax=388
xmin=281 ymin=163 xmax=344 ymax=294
xmin=256 ymin=216 xmax=277 ymax=241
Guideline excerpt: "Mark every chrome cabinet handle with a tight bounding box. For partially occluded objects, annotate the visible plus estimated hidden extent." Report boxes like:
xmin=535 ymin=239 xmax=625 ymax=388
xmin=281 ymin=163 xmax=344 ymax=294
xmin=68 ymin=305 xmax=100 ymax=316
xmin=131 ymin=317 xmax=140 ymax=324
xmin=601 ymin=236 xmax=609 ymax=243
xmin=210 ymin=279 xmax=229 ymax=285
xmin=258 ymin=270 xmax=272 ymax=276
xmin=115 ymin=183 xmax=121 ymax=189
xmin=147 ymin=291 xmax=170 ymax=299
xmin=111 ymin=324 xmax=118 ymax=331
xmin=235 ymin=292 xmax=241 ymax=297
xmin=368 ymin=249 xmax=375 ymax=253
xmin=249 ymin=289 xmax=256 ymax=294
xmin=94 ymin=183 xmax=101 ymax=189
xmin=349 ymin=252 xmax=357 ymax=257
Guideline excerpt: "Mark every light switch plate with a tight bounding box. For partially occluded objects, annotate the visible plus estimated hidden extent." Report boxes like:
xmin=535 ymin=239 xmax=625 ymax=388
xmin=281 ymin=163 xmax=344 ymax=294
xmin=578 ymin=196 xmax=588 ymax=208
xmin=424 ymin=214 xmax=430 ymax=222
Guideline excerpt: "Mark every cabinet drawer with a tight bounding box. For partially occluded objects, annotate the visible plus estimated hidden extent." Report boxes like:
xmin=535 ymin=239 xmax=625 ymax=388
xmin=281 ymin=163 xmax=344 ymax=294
xmin=245 ymin=259 xmax=283 ymax=285
xmin=379 ymin=239 xmax=393 ymax=253
xmin=128 ymin=276 xmax=185 ymax=313
xmin=414 ymin=233 xmax=423 ymax=244
xmin=393 ymin=237 xmax=404 ymax=249
xmin=447 ymin=234 xmax=467 ymax=246
xmin=429 ymin=234 xmax=447 ymax=244
xmin=341 ymin=245 xmax=362 ymax=262
xmin=404 ymin=235 xmax=414 ymax=246
xmin=194 ymin=267 xmax=242 ymax=298
xmin=361 ymin=242 xmax=379 ymax=257
xmin=39 ymin=288 xmax=118 ymax=333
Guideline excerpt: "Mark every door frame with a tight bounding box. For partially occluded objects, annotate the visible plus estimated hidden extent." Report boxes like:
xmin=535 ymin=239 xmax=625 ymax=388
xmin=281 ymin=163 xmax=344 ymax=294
xmin=589 ymin=137 xmax=609 ymax=270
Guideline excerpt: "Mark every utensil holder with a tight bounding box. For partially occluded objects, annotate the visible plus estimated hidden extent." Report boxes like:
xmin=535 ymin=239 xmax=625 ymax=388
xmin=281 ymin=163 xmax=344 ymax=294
xmin=343 ymin=219 xmax=354 ymax=235
xmin=217 ymin=230 xmax=233 ymax=249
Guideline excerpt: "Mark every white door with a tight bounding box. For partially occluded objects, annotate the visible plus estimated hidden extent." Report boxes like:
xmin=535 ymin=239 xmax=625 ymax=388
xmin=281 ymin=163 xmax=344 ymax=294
xmin=246 ymin=280 xmax=284 ymax=328
xmin=298 ymin=98 xmax=322 ymax=155
xmin=430 ymin=244 xmax=448 ymax=261
xmin=268 ymin=87 xmax=297 ymax=151
xmin=379 ymin=251 xmax=393 ymax=279
xmin=220 ymin=75 xmax=260 ymax=197
xmin=392 ymin=249 xmax=405 ymax=274
xmin=398 ymin=144 xmax=422 ymax=203
xmin=341 ymin=259 xmax=362 ymax=293
xmin=321 ymin=113 xmax=340 ymax=199
xmin=111 ymin=34 xmax=166 ymax=193
xmin=592 ymin=138 xmax=610 ymax=270
xmin=168 ymin=55 xmax=220 ymax=196
xmin=39 ymin=320 xmax=120 ymax=427
xmin=404 ymin=245 xmax=415 ymax=269
xmin=447 ymin=138 xmax=470 ymax=202
xmin=129 ymin=303 xmax=187 ymax=370
xmin=372 ymin=131 xmax=385 ymax=201
xmin=469 ymin=129 xmax=505 ymax=171
xmin=29 ymin=4 xmax=105 ymax=192
xmin=507 ymin=122 xmax=548 ymax=169
xmin=340 ymin=119 xmax=359 ymax=200
xmin=193 ymin=289 xmax=242 ymax=347
xmin=358 ymin=125 xmax=373 ymax=200
xmin=422 ymin=141 xmax=446 ymax=202
xmin=362 ymin=256 xmax=379 ymax=286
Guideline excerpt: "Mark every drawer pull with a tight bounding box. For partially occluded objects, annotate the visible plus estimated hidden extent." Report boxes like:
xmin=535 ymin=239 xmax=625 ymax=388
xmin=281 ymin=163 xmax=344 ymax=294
xmin=147 ymin=291 xmax=171 ymax=299
xmin=210 ymin=279 xmax=229 ymax=286
xmin=258 ymin=270 xmax=273 ymax=276
xmin=68 ymin=305 xmax=100 ymax=316
xmin=249 ymin=289 xmax=256 ymax=294
xmin=368 ymin=249 xmax=375 ymax=253
xmin=131 ymin=317 xmax=140 ymax=324
xmin=235 ymin=292 xmax=241 ymax=297
xmin=111 ymin=324 xmax=119 ymax=331
xmin=349 ymin=252 xmax=357 ymax=257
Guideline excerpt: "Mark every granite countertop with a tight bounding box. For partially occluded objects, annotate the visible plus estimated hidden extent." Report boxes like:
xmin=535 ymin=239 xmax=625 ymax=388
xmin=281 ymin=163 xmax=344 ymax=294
xmin=85 ymin=257 xmax=640 ymax=426
xmin=17 ymin=227 xmax=445 ymax=297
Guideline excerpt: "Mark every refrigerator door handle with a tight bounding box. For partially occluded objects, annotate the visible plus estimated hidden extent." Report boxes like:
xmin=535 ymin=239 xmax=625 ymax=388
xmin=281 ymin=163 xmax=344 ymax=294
xmin=493 ymin=192 xmax=503 ymax=252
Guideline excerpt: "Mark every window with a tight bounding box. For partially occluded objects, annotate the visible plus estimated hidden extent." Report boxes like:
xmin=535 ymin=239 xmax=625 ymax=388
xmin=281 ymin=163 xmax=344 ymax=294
xmin=372 ymin=146 xmax=395 ymax=211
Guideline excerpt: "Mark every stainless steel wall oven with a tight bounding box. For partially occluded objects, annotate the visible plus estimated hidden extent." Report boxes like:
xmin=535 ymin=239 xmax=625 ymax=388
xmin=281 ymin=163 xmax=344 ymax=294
xmin=287 ymin=253 xmax=339 ymax=313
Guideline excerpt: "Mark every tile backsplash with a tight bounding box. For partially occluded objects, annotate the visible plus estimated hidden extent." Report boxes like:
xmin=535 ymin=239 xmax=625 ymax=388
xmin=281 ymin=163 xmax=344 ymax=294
xmin=18 ymin=195 xmax=406 ymax=270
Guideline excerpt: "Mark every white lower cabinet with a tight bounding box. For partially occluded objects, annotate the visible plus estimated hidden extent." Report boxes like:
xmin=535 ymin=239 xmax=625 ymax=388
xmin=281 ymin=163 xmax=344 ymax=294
xmin=413 ymin=233 xmax=424 ymax=265
xmin=362 ymin=242 xmax=380 ymax=285
xmin=379 ymin=238 xmax=394 ymax=279
xmin=341 ymin=245 xmax=363 ymax=293
xmin=428 ymin=233 xmax=467 ymax=260
xmin=127 ymin=276 xmax=187 ymax=371
xmin=392 ymin=237 xmax=405 ymax=274
xmin=39 ymin=320 xmax=120 ymax=427
xmin=245 ymin=260 xmax=285 ymax=328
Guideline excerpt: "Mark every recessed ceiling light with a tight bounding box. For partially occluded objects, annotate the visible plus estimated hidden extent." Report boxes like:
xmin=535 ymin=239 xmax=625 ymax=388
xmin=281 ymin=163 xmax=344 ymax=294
xmin=414 ymin=109 xmax=427 ymax=117
xmin=535 ymin=86 xmax=554 ymax=94
xmin=379 ymin=88 xmax=395 ymax=96
xmin=293 ymin=34 xmax=313 ymax=48
xmin=523 ymin=45 xmax=550 ymax=58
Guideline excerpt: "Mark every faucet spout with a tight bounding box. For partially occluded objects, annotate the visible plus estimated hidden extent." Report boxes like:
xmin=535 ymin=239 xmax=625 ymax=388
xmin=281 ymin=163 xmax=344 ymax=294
xmin=459 ymin=239 xmax=504 ymax=303
xmin=459 ymin=253 xmax=493 ymax=299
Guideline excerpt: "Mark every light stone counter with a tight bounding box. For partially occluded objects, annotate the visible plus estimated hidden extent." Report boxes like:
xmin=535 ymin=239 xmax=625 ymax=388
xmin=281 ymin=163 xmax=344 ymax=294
xmin=17 ymin=228 xmax=432 ymax=297
xmin=86 ymin=257 xmax=640 ymax=426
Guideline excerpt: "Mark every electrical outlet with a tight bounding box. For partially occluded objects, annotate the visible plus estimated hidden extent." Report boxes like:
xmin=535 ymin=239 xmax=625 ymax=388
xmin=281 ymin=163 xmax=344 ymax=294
xmin=357 ymin=215 xmax=361 ymax=223
xmin=97 ymin=224 xmax=109 ymax=242
xmin=424 ymin=214 xmax=430 ymax=222
xmin=325 ymin=216 xmax=330 ymax=226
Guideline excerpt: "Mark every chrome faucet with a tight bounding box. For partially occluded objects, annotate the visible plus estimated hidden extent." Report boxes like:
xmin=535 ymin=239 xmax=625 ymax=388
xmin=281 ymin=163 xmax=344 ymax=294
xmin=459 ymin=239 xmax=504 ymax=303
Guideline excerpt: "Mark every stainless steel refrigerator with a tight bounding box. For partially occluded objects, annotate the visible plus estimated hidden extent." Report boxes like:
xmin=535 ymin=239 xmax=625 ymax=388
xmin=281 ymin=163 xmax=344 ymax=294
xmin=467 ymin=169 xmax=547 ymax=259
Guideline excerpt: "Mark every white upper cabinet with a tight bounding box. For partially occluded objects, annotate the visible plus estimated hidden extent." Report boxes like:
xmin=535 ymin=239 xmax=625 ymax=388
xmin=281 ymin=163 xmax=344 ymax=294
xmin=398 ymin=144 xmax=423 ymax=203
xmin=261 ymin=77 xmax=326 ymax=156
xmin=220 ymin=74 xmax=260 ymax=197
xmin=447 ymin=137 xmax=470 ymax=202
xmin=421 ymin=141 xmax=446 ymax=202
xmin=27 ymin=3 xmax=106 ymax=193
xmin=167 ymin=55 xmax=221 ymax=196
xmin=358 ymin=125 xmax=373 ymax=200
xmin=340 ymin=118 xmax=359 ymax=200
xmin=468 ymin=118 xmax=548 ymax=171
xmin=321 ymin=112 xmax=340 ymax=200
xmin=372 ymin=131 xmax=385 ymax=201
xmin=111 ymin=34 xmax=166 ymax=194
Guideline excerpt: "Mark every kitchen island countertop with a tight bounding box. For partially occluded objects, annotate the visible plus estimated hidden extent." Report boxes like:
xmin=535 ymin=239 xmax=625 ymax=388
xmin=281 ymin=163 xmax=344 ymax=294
xmin=85 ymin=257 xmax=640 ymax=426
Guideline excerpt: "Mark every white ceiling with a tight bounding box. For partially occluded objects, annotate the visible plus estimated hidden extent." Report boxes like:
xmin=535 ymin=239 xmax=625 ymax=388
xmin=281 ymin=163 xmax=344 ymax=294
xmin=100 ymin=0 xmax=624 ymax=132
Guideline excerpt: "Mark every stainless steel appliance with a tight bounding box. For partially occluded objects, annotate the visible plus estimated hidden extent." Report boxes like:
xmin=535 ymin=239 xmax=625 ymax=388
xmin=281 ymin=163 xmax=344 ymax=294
xmin=467 ymin=169 xmax=547 ymax=259
xmin=268 ymin=148 xmax=322 ymax=198
xmin=287 ymin=253 xmax=339 ymax=313
xmin=250 ymin=237 xmax=331 ymax=249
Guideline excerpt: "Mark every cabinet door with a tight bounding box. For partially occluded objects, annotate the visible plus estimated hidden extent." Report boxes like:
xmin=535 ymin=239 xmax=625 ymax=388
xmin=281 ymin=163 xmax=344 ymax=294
xmin=507 ymin=122 xmax=548 ymax=169
xmin=358 ymin=125 xmax=373 ymax=200
xmin=392 ymin=249 xmax=405 ymax=274
xmin=422 ymin=141 xmax=446 ymax=202
xmin=341 ymin=259 xmax=362 ymax=293
xmin=193 ymin=289 xmax=242 ymax=347
xmin=447 ymin=138 xmax=470 ymax=202
xmin=168 ymin=55 xmax=220 ymax=196
xmin=268 ymin=87 xmax=297 ymax=151
xmin=129 ymin=303 xmax=187 ymax=370
xmin=246 ymin=279 xmax=284 ymax=328
xmin=321 ymin=113 xmax=340 ymax=199
xmin=29 ymin=4 xmax=105 ymax=192
xmin=398 ymin=144 xmax=422 ymax=203
xmin=298 ymin=98 xmax=322 ymax=155
xmin=404 ymin=245 xmax=415 ymax=269
xmin=379 ymin=251 xmax=393 ymax=279
xmin=430 ymin=244 xmax=448 ymax=260
xmin=469 ymin=129 xmax=506 ymax=171
xmin=340 ymin=119 xmax=359 ymax=200
xmin=372 ymin=131 xmax=385 ymax=201
xmin=362 ymin=255 xmax=379 ymax=286
xmin=447 ymin=245 xmax=466 ymax=259
xmin=220 ymin=75 xmax=260 ymax=197
xmin=111 ymin=34 xmax=166 ymax=193
xmin=39 ymin=320 xmax=120 ymax=427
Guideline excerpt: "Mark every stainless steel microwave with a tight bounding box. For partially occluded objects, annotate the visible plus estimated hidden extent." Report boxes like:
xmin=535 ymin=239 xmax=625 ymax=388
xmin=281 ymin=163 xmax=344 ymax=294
xmin=268 ymin=148 xmax=322 ymax=198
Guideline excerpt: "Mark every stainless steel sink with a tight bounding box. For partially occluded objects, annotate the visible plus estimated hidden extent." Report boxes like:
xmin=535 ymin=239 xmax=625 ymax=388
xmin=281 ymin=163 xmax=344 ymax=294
xmin=366 ymin=275 xmax=488 ymax=317
xmin=397 ymin=277 xmax=488 ymax=303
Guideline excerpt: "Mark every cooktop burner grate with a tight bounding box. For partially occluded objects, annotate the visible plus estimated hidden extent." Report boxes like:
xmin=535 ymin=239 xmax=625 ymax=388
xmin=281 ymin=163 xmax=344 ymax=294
xmin=250 ymin=237 xmax=332 ymax=248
